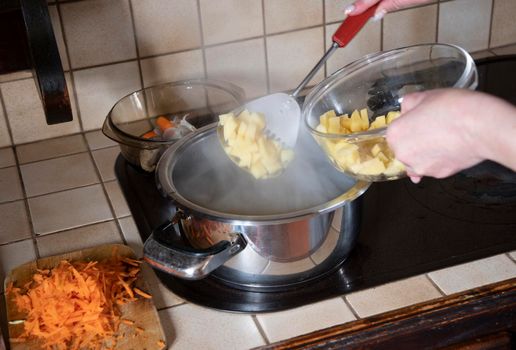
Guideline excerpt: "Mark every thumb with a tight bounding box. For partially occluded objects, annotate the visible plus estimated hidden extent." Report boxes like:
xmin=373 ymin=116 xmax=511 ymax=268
xmin=401 ymin=91 xmax=427 ymax=114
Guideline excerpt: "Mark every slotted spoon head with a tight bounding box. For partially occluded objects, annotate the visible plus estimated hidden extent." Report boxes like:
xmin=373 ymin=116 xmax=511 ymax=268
xmin=217 ymin=92 xmax=301 ymax=179
xmin=241 ymin=92 xmax=301 ymax=149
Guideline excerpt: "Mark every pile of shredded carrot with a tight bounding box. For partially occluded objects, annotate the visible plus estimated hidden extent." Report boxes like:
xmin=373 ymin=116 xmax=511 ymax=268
xmin=7 ymin=250 xmax=155 ymax=350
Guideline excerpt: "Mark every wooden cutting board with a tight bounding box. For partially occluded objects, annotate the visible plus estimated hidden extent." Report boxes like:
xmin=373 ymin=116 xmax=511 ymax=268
xmin=4 ymin=244 xmax=166 ymax=350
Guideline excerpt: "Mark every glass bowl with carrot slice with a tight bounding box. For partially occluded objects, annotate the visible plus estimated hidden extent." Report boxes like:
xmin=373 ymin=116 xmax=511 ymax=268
xmin=103 ymin=79 xmax=245 ymax=172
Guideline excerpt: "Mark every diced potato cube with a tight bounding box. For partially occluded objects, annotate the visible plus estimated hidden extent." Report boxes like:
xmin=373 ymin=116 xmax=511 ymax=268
xmin=319 ymin=110 xmax=337 ymax=129
xmin=375 ymin=151 xmax=390 ymax=164
xmin=280 ymin=149 xmax=295 ymax=165
xmin=340 ymin=114 xmax=351 ymax=131
xmin=350 ymin=110 xmax=363 ymax=132
xmin=328 ymin=116 xmax=341 ymax=134
xmin=359 ymin=108 xmax=369 ymax=130
xmin=371 ymin=143 xmax=382 ymax=157
xmin=386 ymin=111 xmax=401 ymax=124
xmin=369 ymin=115 xmax=386 ymax=129
xmin=315 ymin=124 xmax=327 ymax=133
xmin=355 ymin=157 xmax=386 ymax=175
xmin=384 ymin=158 xmax=406 ymax=176
xmin=250 ymin=160 xmax=268 ymax=179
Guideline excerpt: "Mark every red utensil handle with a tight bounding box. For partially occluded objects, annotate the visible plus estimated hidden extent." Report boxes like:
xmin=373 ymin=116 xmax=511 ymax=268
xmin=332 ymin=3 xmax=379 ymax=47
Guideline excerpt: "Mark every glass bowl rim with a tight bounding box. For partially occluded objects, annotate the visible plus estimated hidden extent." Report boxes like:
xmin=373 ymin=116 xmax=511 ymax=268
xmin=105 ymin=78 xmax=246 ymax=144
xmin=302 ymin=43 xmax=476 ymax=140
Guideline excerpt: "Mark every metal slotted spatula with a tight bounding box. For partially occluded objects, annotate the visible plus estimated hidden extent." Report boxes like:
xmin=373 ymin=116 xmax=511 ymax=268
xmin=219 ymin=4 xmax=379 ymax=176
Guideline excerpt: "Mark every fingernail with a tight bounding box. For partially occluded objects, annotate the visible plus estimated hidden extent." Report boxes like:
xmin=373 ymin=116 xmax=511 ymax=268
xmin=372 ymin=9 xmax=386 ymax=21
xmin=344 ymin=4 xmax=355 ymax=15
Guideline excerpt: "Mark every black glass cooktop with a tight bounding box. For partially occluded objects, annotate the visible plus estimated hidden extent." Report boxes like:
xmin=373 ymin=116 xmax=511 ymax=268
xmin=116 ymin=56 xmax=516 ymax=313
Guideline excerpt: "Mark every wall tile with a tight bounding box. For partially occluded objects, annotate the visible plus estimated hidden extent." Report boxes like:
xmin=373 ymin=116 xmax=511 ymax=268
xmin=428 ymin=254 xmax=516 ymax=295
xmin=132 ymin=0 xmax=201 ymax=57
xmin=36 ymin=221 xmax=122 ymax=257
xmin=104 ymin=181 xmax=130 ymax=218
xmin=257 ymin=298 xmax=356 ymax=343
xmin=60 ymin=0 xmax=136 ymax=68
xmin=91 ymin=146 xmax=120 ymax=182
xmin=206 ymin=38 xmax=267 ymax=99
xmin=0 ymin=240 xmax=37 ymax=293
xmin=20 ymin=153 xmax=99 ymax=197
xmin=267 ymin=27 xmax=325 ymax=92
xmin=74 ymin=61 xmax=141 ymax=131
xmin=28 ymin=184 xmax=113 ymax=235
xmin=326 ymin=20 xmax=381 ymax=75
xmin=0 ymin=167 xmax=23 ymax=203
xmin=158 ymin=304 xmax=265 ymax=349
xmin=0 ymin=148 xmax=15 ymax=168
xmin=346 ymin=275 xmax=442 ymax=318
xmin=491 ymin=43 xmax=516 ymax=56
xmin=264 ymin=0 xmax=323 ymax=34
xmin=0 ymin=71 xmax=32 ymax=84
xmin=383 ymin=5 xmax=437 ymax=51
xmin=16 ymin=134 xmax=86 ymax=164
xmin=141 ymin=50 xmax=204 ymax=87
xmin=85 ymin=130 xmax=118 ymax=150
xmin=0 ymin=200 xmax=31 ymax=245
xmin=48 ymin=5 xmax=69 ymax=71
xmin=1 ymin=79 xmax=80 ymax=144
xmin=470 ymin=50 xmax=496 ymax=60
xmin=490 ymin=0 xmax=516 ymax=48
xmin=200 ymin=0 xmax=263 ymax=45
xmin=0 ymin=98 xmax=11 ymax=148
xmin=438 ymin=0 xmax=492 ymax=52
xmin=325 ymin=0 xmax=353 ymax=23
xmin=118 ymin=216 xmax=143 ymax=257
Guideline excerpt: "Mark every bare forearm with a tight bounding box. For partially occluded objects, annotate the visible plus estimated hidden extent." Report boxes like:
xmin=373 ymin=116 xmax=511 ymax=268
xmin=474 ymin=95 xmax=516 ymax=171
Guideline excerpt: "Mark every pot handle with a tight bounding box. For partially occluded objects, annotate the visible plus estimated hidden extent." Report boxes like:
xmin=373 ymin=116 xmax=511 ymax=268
xmin=143 ymin=220 xmax=247 ymax=280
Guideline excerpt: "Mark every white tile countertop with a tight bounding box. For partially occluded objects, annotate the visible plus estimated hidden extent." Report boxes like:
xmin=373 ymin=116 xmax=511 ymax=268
xmin=1 ymin=130 xmax=516 ymax=350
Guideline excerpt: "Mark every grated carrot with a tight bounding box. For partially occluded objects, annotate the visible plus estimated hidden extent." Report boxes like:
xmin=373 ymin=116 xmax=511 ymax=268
xmin=157 ymin=339 xmax=166 ymax=349
xmin=7 ymin=252 xmax=148 ymax=350
xmin=133 ymin=287 xmax=152 ymax=299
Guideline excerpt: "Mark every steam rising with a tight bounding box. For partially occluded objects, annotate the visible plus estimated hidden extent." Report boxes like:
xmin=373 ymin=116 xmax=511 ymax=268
xmin=169 ymin=125 xmax=357 ymax=217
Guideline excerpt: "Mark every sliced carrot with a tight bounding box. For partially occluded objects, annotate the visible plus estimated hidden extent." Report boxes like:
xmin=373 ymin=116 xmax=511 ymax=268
xmin=142 ymin=130 xmax=158 ymax=139
xmin=155 ymin=116 xmax=175 ymax=131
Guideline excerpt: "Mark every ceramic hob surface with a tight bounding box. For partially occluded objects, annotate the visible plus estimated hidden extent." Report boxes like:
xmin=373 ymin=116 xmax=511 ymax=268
xmin=116 ymin=56 xmax=516 ymax=312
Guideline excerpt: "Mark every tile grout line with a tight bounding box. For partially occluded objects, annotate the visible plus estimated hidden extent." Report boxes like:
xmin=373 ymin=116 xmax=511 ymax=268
xmin=56 ymin=1 xmax=85 ymax=133
xmin=127 ymin=0 xmax=145 ymax=90
xmin=196 ymin=0 xmax=209 ymax=80
xmin=322 ymin=0 xmax=328 ymax=79
xmin=424 ymin=273 xmax=447 ymax=296
xmin=82 ymin=134 xmax=127 ymax=245
xmin=252 ymin=314 xmax=271 ymax=345
xmin=0 ymin=85 xmax=15 ymax=147
xmin=341 ymin=295 xmax=362 ymax=320
xmin=17 ymin=179 xmax=102 ymax=201
xmin=7 ymin=217 xmax=123 ymax=247
xmin=506 ymin=252 xmax=516 ymax=264
xmin=487 ymin=0 xmax=495 ymax=49
xmin=435 ymin=0 xmax=440 ymax=42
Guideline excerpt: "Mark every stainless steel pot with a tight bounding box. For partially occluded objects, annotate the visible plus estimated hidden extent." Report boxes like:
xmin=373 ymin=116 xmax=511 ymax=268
xmin=144 ymin=124 xmax=370 ymax=290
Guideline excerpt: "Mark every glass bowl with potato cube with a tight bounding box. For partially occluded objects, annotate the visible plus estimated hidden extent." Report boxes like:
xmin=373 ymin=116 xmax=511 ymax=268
xmin=302 ymin=43 xmax=478 ymax=182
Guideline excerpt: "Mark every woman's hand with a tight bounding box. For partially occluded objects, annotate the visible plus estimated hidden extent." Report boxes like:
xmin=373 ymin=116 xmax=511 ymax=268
xmin=386 ymin=88 xmax=516 ymax=183
xmin=345 ymin=0 xmax=433 ymax=20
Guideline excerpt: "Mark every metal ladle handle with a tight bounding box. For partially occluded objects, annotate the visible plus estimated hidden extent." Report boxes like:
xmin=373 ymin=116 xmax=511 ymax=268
xmin=291 ymin=3 xmax=379 ymax=97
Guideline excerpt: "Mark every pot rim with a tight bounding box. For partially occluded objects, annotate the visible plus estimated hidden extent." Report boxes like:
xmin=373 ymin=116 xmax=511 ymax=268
xmin=156 ymin=124 xmax=370 ymax=225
